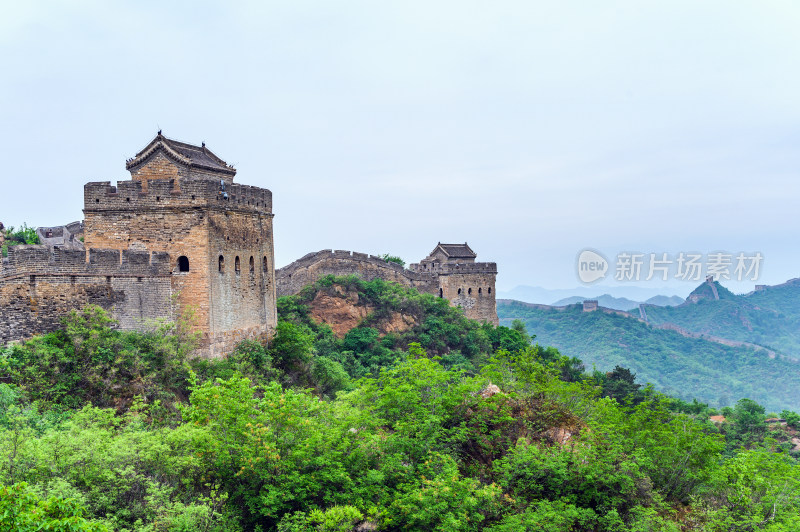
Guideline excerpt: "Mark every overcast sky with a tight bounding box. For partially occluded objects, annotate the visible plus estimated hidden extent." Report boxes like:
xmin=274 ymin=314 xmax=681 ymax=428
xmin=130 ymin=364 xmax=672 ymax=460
xmin=2 ymin=1 xmax=798 ymax=294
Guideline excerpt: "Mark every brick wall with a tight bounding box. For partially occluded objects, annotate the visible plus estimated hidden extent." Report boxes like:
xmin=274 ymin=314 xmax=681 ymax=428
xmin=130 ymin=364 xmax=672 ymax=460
xmin=1 ymin=149 xmax=277 ymax=358
xmin=276 ymin=250 xmax=441 ymax=295
xmin=276 ymin=250 xmax=498 ymax=324
xmin=129 ymin=152 xmax=180 ymax=188
xmin=82 ymin=176 xmax=276 ymax=358
xmin=128 ymin=150 xmax=235 ymax=185
xmin=207 ymin=208 xmax=277 ymax=358
xmin=438 ymin=270 xmax=498 ymax=325
xmin=0 ymin=246 xmax=172 ymax=344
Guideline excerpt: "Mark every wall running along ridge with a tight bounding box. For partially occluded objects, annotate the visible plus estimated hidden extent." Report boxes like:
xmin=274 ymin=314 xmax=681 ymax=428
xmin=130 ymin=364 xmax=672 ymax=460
xmin=276 ymin=249 xmax=499 ymax=325
xmin=0 ymin=136 xmax=278 ymax=359
xmin=82 ymin=176 xmax=276 ymax=358
xmin=0 ymin=246 xmax=172 ymax=345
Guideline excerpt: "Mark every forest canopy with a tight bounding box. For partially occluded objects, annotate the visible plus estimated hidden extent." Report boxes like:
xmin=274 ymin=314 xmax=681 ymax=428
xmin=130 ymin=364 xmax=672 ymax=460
xmin=1 ymin=277 xmax=799 ymax=531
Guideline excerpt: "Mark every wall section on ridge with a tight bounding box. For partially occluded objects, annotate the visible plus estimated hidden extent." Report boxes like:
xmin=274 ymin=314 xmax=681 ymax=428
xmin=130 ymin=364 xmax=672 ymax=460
xmin=0 ymin=246 xmax=172 ymax=345
xmin=276 ymin=250 xmax=498 ymax=325
xmin=82 ymin=177 xmax=277 ymax=358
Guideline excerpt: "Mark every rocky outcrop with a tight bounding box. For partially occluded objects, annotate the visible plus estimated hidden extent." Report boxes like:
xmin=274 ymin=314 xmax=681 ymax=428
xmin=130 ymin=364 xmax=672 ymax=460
xmin=277 ymin=249 xmax=498 ymax=324
xmin=306 ymin=284 xmax=418 ymax=338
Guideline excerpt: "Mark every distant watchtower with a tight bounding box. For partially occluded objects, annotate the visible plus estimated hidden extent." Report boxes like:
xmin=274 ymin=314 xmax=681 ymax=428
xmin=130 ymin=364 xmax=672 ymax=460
xmin=410 ymin=243 xmax=498 ymax=325
xmin=83 ymin=133 xmax=277 ymax=357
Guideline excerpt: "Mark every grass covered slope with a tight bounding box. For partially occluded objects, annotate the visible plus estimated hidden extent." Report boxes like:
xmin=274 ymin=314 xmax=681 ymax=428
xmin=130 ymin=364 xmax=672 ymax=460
xmin=4 ymin=277 xmax=800 ymax=530
xmin=498 ymin=300 xmax=800 ymax=411
xmin=276 ymin=275 xmax=529 ymax=380
xmin=644 ymin=280 xmax=800 ymax=358
xmin=747 ymin=278 xmax=800 ymax=318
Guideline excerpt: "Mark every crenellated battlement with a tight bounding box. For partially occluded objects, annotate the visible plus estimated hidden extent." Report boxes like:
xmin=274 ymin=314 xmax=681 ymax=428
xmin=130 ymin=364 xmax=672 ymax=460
xmin=0 ymin=245 xmax=170 ymax=281
xmin=275 ymin=246 xmax=498 ymax=324
xmin=0 ymin=244 xmax=174 ymax=344
xmin=409 ymin=261 xmax=498 ymax=274
xmin=1 ymin=133 xmax=278 ymax=355
xmin=278 ymin=249 xmax=425 ymax=280
xmin=83 ymin=178 xmax=272 ymax=214
xmin=278 ymin=249 xmax=497 ymax=282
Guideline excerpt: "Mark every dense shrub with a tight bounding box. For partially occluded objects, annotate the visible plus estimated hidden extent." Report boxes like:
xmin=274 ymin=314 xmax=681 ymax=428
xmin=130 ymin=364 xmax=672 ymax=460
xmin=3 ymin=279 xmax=800 ymax=530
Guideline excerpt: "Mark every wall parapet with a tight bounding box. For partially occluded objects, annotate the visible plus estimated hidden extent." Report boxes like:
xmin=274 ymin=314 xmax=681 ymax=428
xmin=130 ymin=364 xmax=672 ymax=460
xmin=275 ymin=248 xmax=499 ymax=324
xmin=410 ymin=261 xmax=498 ymax=274
xmin=277 ymin=249 xmax=498 ymax=285
xmin=0 ymin=245 xmax=171 ymax=281
xmin=276 ymin=249 xmax=432 ymax=282
xmin=83 ymin=178 xmax=273 ymax=214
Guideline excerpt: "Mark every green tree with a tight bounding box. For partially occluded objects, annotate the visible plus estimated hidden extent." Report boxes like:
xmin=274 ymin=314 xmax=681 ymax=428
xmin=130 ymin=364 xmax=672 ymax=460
xmin=1 ymin=223 xmax=40 ymax=257
xmin=379 ymin=254 xmax=405 ymax=267
xmin=179 ymin=374 xmax=360 ymax=529
xmin=702 ymin=450 xmax=800 ymax=530
xmin=277 ymin=506 xmax=365 ymax=532
xmin=385 ymin=453 xmax=501 ymax=531
xmin=780 ymin=410 xmax=800 ymax=430
xmin=269 ymin=321 xmax=316 ymax=386
xmin=730 ymin=398 xmax=767 ymax=447
xmin=510 ymin=319 xmax=531 ymax=344
xmin=312 ymin=357 xmax=351 ymax=397
xmin=0 ymin=482 xmax=109 ymax=531
xmin=602 ymin=365 xmax=644 ymax=404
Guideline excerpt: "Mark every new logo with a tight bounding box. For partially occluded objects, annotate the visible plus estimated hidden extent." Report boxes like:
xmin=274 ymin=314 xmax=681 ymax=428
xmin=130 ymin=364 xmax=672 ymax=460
xmin=577 ymin=249 xmax=608 ymax=283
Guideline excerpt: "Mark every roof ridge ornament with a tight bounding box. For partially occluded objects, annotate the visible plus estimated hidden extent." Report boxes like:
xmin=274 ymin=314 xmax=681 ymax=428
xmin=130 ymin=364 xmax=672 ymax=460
xmin=125 ymin=134 xmax=236 ymax=176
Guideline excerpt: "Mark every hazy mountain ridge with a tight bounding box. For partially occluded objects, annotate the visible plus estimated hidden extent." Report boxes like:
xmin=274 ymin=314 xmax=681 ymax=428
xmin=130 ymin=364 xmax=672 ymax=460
xmin=643 ymin=279 xmax=800 ymax=359
xmin=498 ymin=277 xmax=800 ymax=410
xmin=498 ymin=299 xmax=800 ymax=411
xmin=645 ymin=295 xmax=686 ymax=307
xmin=550 ymin=294 xmax=684 ymax=311
xmin=496 ymin=284 xmax=689 ymax=305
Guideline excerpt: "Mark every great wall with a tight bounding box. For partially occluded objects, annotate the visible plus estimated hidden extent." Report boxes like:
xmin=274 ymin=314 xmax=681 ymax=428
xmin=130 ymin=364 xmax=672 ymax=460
xmin=1 ymin=133 xmax=277 ymax=358
xmin=0 ymin=247 xmax=172 ymax=345
xmin=276 ymin=244 xmax=499 ymax=325
xmin=499 ymin=297 xmax=782 ymax=360
xmin=1 ymin=133 xmax=500 ymax=355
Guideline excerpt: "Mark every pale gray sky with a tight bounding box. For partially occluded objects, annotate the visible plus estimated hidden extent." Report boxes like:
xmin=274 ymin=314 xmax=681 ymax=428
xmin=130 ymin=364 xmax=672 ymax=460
xmin=2 ymin=1 xmax=799 ymax=293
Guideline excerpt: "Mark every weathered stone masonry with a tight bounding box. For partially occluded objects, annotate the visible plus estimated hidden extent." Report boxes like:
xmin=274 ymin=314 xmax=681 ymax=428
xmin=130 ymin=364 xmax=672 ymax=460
xmin=0 ymin=246 xmax=171 ymax=345
xmin=83 ymin=177 xmax=276 ymax=357
xmin=1 ymin=132 xmax=498 ymax=353
xmin=276 ymin=243 xmax=499 ymax=325
xmin=1 ymin=134 xmax=278 ymax=358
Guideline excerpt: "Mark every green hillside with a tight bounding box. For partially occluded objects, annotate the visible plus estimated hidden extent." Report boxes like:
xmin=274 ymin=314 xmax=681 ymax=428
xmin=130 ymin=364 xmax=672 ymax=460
xmin=5 ymin=278 xmax=800 ymax=530
xmin=551 ymin=294 xmax=640 ymax=311
xmin=498 ymin=300 xmax=800 ymax=411
xmin=643 ymin=279 xmax=800 ymax=358
xmin=748 ymin=278 xmax=800 ymax=318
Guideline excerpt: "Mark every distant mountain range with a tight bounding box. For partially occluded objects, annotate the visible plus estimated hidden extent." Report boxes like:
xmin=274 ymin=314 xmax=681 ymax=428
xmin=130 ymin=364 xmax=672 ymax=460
xmin=497 ymin=285 xmax=688 ymax=307
xmin=551 ymin=294 xmax=684 ymax=311
xmin=497 ymin=276 xmax=800 ymax=411
xmin=643 ymin=278 xmax=800 ymax=359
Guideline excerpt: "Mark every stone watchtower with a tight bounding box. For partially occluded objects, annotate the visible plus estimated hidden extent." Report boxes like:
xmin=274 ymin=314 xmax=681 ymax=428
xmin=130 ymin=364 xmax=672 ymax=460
xmin=410 ymin=243 xmax=498 ymax=325
xmin=82 ymin=133 xmax=277 ymax=357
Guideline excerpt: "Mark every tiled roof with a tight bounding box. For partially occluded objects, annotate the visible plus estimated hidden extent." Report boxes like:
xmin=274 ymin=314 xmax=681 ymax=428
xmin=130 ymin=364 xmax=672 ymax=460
xmin=437 ymin=243 xmax=476 ymax=258
xmin=126 ymin=133 xmax=236 ymax=176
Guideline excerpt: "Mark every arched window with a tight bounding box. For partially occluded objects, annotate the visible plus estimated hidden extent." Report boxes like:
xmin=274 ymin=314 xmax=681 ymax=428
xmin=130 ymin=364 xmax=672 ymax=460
xmin=488 ymin=287 xmax=492 ymax=294
xmin=249 ymin=256 xmax=255 ymax=273
xmin=177 ymin=256 xmax=189 ymax=272
xmin=218 ymin=255 xmax=224 ymax=273
xmin=468 ymin=288 xmax=472 ymax=295
xmin=439 ymin=288 xmax=443 ymax=298
xmin=457 ymin=288 xmax=462 ymax=295
xmin=478 ymin=287 xmax=482 ymax=295
xmin=263 ymin=256 xmax=268 ymax=272
xmin=235 ymin=256 xmax=241 ymax=274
